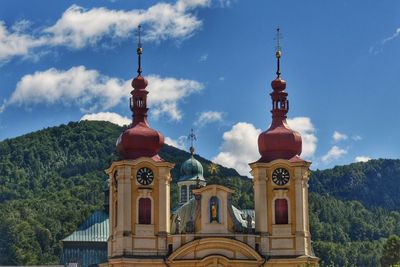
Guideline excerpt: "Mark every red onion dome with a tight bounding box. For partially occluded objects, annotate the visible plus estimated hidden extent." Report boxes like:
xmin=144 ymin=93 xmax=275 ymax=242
xmin=258 ymin=75 xmax=302 ymax=162
xmin=258 ymin=121 xmax=302 ymax=162
xmin=116 ymin=74 xmax=164 ymax=161
xmin=116 ymin=122 xmax=164 ymax=160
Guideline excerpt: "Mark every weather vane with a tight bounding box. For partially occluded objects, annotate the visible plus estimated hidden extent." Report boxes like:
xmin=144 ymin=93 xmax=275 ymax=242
xmin=274 ymin=27 xmax=283 ymax=77
xmin=136 ymin=25 xmax=143 ymax=76
xmin=188 ymin=128 xmax=197 ymax=155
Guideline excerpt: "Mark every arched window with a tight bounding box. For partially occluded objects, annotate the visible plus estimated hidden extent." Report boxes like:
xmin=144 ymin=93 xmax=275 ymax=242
xmin=138 ymin=198 xmax=151 ymax=224
xmin=275 ymin=199 xmax=288 ymax=224
xmin=209 ymin=196 xmax=220 ymax=223
xmin=180 ymin=185 xmax=187 ymax=203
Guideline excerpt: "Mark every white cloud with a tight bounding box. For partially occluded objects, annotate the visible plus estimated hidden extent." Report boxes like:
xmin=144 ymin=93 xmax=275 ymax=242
xmin=286 ymin=117 xmax=317 ymax=158
xmin=176 ymin=0 xmax=210 ymax=10
xmin=333 ymin=130 xmax=348 ymax=142
xmin=0 ymin=21 xmax=47 ymax=62
xmin=199 ymin=53 xmax=208 ymax=62
xmin=352 ymin=135 xmax=362 ymax=141
xmin=11 ymin=20 xmax=32 ymax=33
xmin=0 ymin=100 xmax=6 ymax=113
xmin=370 ymin=27 xmax=400 ymax=54
xmin=44 ymin=2 xmax=206 ymax=48
xmin=80 ymin=112 xmax=130 ymax=126
xmin=5 ymin=66 xmax=129 ymax=112
xmin=219 ymin=76 xmax=225 ymax=81
xmin=2 ymin=66 xmax=203 ymax=120
xmin=355 ymin=156 xmax=371 ymax=163
xmin=382 ymin=27 xmax=400 ymax=45
xmin=195 ymin=111 xmax=223 ymax=127
xmin=165 ymin=136 xmax=187 ymax=150
xmin=0 ymin=0 xmax=220 ymax=62
xmin=321 ymin=145 xmax=347 ymax=163
xmin=213 ymin=122 xmax=261 ymax=176
xmin=147 ymin=75 xmax=203 ymax=120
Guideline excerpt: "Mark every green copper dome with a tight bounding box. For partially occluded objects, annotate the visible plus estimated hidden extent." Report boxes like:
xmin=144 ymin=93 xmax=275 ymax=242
xmin=179 ymin=155 xmax=206 ymax=182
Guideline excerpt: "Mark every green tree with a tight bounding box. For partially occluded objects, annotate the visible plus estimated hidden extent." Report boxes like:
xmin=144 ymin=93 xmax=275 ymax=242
xmin=381 ymin=235 xmax=400 ymax=267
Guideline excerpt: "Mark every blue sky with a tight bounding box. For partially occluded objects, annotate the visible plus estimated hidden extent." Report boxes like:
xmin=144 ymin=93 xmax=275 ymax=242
xmin=0 ymin=0 xmax=399 ymax=176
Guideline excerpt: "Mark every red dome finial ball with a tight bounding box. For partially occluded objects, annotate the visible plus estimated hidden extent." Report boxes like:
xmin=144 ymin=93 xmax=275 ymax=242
xmin=132 ymin=75 xmax=148 ymax=90
xmin=271 ymin=77 xmax=286 ymax=92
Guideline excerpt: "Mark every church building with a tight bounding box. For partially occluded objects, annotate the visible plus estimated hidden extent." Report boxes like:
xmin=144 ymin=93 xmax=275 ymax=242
xmin=62 ymin=28 xmax=319 ymax=267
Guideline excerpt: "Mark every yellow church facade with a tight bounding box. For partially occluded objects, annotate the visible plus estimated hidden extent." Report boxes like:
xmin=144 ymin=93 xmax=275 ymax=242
xmin=99 ymin=27 xmax=319 ymax=267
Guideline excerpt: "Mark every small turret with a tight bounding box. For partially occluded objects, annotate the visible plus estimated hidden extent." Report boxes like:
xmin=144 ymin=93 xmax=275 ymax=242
xmin=177 ymin=129 xmax=206 ymax=204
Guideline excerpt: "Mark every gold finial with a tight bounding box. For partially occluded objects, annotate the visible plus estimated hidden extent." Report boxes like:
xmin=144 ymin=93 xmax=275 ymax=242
xmin=276 ymin=50 xmax=281 ymax=59
xmin=137 ymin=25 xmax=142 ymax=53
xmin=274 ymin=27 xmax=283 ymax=77
xmin=136 ymin=25 xmax=143 ymax=75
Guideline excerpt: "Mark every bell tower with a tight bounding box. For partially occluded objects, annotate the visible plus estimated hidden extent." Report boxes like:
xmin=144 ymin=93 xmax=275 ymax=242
xmin=103 ymin=25 xmax=174 ymax=267
xmin=250 ymin=28 xmax=319 ymax=266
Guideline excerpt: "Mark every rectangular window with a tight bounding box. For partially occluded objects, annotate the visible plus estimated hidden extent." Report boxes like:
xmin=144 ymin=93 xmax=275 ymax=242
xmin=180 ymin=185 xmax=187 ymax=202
xmin=139 ymin=198 xmax=151 ymax=224
xmin=275 ymin=199 xmax=288 ymax=224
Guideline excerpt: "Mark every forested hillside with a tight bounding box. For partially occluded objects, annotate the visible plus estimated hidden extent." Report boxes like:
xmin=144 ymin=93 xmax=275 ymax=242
xmin=310 ymin=159 xmax=400 ymax=211
xmin=0 ymin=121 xmax=398 ymax=266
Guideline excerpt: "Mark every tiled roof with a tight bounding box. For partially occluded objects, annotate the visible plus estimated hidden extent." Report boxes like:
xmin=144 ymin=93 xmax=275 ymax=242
xmin=63 ymin=211 xmax=109 ymax=242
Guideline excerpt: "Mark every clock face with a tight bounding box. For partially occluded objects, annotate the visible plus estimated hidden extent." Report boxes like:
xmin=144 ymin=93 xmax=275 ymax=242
xmin=136 ymin=167 xmax=154 ymax=185
xmin=272 ymin=168 xmax=290 ymax=186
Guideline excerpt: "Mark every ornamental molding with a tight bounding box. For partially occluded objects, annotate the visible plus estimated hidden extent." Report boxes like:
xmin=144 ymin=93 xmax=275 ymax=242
xmin=105 ymin=157 xmax=174 ymax=175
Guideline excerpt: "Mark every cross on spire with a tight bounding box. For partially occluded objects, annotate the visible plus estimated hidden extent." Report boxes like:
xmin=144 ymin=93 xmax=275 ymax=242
xmin=274 ymin=27 xmax=283 ymax=53
xmin=274 ymin=27 xmax=283 ymax=77
xmin=188 ymin=128 xmax=197 ymax=155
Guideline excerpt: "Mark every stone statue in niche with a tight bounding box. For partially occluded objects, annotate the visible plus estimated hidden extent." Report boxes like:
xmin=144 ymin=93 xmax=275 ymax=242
xmin=209 ymin=196 xmax=219 ymax=223
xmin=174 ymin=215 xmax=181 ymax=234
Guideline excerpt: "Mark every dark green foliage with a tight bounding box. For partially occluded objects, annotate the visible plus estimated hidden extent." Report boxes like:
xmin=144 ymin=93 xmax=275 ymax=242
xmin=310 ymin=160 xmax=400 ymax=211
xmin=0 ymin=120 xmax=399 ymax=266
xmin=309 ymin=193 xmax=399 ymax=266
xmin=313 ymin=240 xmax=384 ymax=267
xmin=380 ymin=235 xmax=400 ymax=267
xmin=0 ymin=121 xmax=118 ymax=265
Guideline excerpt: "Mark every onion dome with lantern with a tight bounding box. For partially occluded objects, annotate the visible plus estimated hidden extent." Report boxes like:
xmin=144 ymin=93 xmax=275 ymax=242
xmin=177 ymin=129 xmax=206 ymax=204
xmin=116 ymin=25 xmax=164 ymax=161
xmin=257 ymin=28 xmax=303 ymax=163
